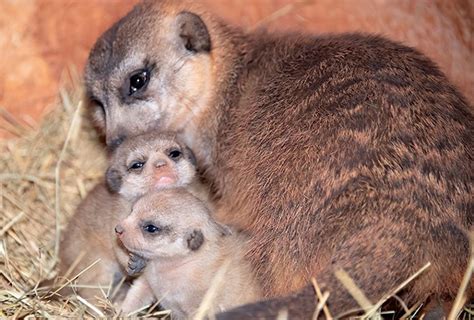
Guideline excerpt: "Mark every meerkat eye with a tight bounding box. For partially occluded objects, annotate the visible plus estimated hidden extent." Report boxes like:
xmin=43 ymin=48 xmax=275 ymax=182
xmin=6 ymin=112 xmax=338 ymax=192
xmin=129 ymin=69 xmax=150 ymax=95
xmin=168 ymin=149 xmax=182 ymax=161
xmin=144 ymin=224 xmax=161 ymax=233
xmin=128 ymin=161 xmax=145 ymax=171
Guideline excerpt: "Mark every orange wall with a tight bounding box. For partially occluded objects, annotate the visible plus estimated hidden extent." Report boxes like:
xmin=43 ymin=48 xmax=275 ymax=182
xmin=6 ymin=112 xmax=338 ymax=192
xmin=1 ymin=0 xmax=472 ymax=137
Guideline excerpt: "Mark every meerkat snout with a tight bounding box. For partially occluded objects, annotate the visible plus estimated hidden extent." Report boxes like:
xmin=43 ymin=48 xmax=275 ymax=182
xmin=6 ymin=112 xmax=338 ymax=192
xmin=150 ymin=156 xmax=178 ymax=185
xmin=152 ymin=157 xmax=175 ymax=184
xmin=153 ymin=159 xmax=167 ymax=168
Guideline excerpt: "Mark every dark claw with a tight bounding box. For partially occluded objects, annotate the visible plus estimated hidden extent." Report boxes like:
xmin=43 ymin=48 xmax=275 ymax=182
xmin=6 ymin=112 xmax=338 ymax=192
xmin=127 ymin=253 xmax=147 ymax=276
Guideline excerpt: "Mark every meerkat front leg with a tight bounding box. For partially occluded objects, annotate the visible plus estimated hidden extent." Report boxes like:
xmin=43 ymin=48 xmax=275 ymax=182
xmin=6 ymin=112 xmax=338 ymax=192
xmin=120 ymin=276 xmax=155 ymax=315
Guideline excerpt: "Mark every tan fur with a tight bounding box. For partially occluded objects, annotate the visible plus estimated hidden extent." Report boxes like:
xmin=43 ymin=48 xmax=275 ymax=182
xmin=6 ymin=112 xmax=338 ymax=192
xmin=55 ymin=132 xmax=208 ymax=303
xmin=57 ymin=183 xmax=130 ymax=302
xmin=106 ymin=131 xmax=209 ymax=204
xmin=85 ymin=1 xmax=473 ymax=317
xmin=118 ymin=189 xmax=261 ymax=318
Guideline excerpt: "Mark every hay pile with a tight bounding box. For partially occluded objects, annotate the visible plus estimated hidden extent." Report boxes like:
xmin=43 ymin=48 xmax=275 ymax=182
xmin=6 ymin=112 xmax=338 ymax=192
xmin=0 ymin=79 xmax=112 ymax=317
xmin=0 ymin=79 xmax=472 ymax=318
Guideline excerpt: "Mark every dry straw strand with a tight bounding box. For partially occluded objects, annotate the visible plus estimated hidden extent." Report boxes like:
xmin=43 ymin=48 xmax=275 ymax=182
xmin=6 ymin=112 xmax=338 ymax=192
xmin=53 ymin=100 xmax=83 ymax=263
xmin=448 ymin=232 xmax=474 ymax=320
xmin=311 ymin=277 xmax=333 ymax=320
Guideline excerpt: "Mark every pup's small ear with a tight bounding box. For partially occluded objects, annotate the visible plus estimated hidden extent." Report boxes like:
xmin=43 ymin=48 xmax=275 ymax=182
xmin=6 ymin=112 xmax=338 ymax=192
xmin=186 ymin=229 xmax=204 ymax=251
xmin=176 ymin=11 xmax=211 ymax=53
xmin=105 ymin=167 xmax=122 ymax=193
xmin=184 ymin=146 xmax=197 ymax=166
xmin=216 ymin=223 xmax=232 ymax=237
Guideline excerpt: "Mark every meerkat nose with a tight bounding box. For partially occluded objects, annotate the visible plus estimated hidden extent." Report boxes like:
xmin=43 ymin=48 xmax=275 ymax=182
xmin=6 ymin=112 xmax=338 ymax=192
xmin=115 ymin=224 xmax=124 ymax=235
xmin=154 ymin=159 xmax=167 ymax=168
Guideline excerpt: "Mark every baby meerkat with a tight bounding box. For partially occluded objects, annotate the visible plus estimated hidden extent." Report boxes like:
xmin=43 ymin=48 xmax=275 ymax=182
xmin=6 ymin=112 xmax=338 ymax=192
xmin=105 ymin=132 xmax=207 ymax=204
xmin=55 ymin=132 xmax=208 ymax=303
xmin=116 ymin=188 xmax=261 ymax=318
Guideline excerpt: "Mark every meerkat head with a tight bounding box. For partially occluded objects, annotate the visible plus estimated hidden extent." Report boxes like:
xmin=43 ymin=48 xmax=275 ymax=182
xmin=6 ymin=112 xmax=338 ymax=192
xmin=115 ymin=188 xmax=231 ymax=260
xmin=84 ymin=0 xmax=216 ymax=149
xmin=105 ymin=132 xmax=197 ymax=203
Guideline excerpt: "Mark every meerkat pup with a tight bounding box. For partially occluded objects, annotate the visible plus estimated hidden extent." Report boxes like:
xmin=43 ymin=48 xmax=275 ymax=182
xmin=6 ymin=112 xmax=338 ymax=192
xmin=106 ymin=131 xmax=210 ymax=270
xmin=105 ymin=132 xmax=210 ymax=205
xmin=116 ymin=188 xmax=261 ymax=318
xmin=56 ymin=132 xmax=208 ymax=303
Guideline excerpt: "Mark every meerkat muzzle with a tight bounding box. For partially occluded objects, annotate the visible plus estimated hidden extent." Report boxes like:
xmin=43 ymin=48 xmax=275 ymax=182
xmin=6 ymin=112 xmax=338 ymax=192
xmin=153 ymin=166 xmax=178 ymax=187
xmin=153 ymin=159 xmax=167 ymax=168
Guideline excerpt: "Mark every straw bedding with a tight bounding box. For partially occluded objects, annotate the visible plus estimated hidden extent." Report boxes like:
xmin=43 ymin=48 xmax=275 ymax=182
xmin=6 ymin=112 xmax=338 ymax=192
xmin=0 ymin=81 xmax=472 ymax=318
xmin=0 ymin=81 xmax=111 ymax=317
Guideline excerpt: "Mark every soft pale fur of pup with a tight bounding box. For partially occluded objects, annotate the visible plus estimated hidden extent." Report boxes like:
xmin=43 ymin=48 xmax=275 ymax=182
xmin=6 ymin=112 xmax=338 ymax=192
xmin=117 ymin=189 xmax=261 ymax=318
xmin=55 ymin=132 xmax=208 ymax=303
xmin=105 ymin=131 xmax=210 ymax=205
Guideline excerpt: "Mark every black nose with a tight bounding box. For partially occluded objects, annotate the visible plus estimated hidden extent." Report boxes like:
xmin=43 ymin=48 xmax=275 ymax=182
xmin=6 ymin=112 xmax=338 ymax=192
xmin=115 ymin=224 xmax=124 ymax=235
xmin=107 ymin=135 xmax=126 ymax=151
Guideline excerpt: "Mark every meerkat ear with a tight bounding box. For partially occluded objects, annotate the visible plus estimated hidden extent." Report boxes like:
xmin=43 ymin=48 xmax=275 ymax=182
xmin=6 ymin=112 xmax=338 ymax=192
xmin=184 ymin=146 xmax=197 ymax=166
xmin=186 ymin=229 xmax=204 ymax=251
xmin=216 ymin=223 xmax=232 ymax=237
xmin=105 ymin=167 xmax=122 ymax=193
xmin=176 ymin=11 xmax=211 ymax=53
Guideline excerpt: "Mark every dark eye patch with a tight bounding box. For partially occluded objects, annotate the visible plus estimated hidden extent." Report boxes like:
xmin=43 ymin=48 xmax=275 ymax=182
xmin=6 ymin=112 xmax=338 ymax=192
xmin=143 ymin=224 xmax=161 ymax=233
xmin=129 ymin=69 xmax=149 ymax=95
xmin=128 ymin=160 xmax=146 ymax=171
xmin=141 ymin=220 xmax=171 ymax=236
xmin=121 ymin=62 xmax=156 ymax=100
xmin=168 ymin=148 xmax=183 ymax=161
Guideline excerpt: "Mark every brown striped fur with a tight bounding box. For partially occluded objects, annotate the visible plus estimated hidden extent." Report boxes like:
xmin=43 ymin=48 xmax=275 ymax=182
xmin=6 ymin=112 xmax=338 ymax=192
xmin=84 ymin=0 xmax=473 ymax=317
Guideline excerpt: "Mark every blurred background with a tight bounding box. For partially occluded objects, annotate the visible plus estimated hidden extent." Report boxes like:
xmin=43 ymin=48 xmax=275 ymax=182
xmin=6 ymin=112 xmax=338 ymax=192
xmin=0 ymin=0 xmax=472 ymax=138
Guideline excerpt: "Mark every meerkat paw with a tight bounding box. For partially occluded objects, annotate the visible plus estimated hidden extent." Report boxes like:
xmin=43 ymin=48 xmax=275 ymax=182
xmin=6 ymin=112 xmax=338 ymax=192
xmin=127 ymin=253 xmax=147 ymax=276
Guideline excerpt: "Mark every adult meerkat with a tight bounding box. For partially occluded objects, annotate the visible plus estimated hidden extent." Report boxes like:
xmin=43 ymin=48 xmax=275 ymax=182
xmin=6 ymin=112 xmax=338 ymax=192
xmin=56 ymin=132 xmax=206 ymax=302
xmin=84 ymin=0 xmax=473 ymax=317
xmin=116 ymin=189 xmax=261 ymax=318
